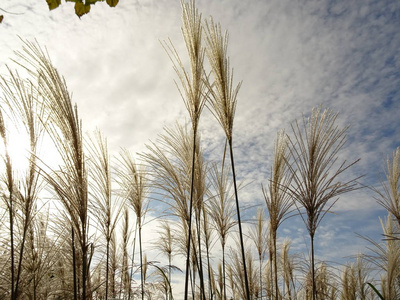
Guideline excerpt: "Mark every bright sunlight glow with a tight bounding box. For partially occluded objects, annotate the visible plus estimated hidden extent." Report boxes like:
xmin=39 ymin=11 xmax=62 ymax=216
xmin=0 ymin=126 xmax=31 ymax=173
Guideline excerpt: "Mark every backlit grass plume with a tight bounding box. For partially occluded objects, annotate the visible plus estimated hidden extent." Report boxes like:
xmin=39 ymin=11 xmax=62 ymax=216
xmin=118 ymin=149 xmax=149 ymax=300
xmin=249 ymin=208 xmax=268 ymax=300
xmin=0 ymin=105 xmax=17 ymax=299
xmin=86 ymin=130 xmax=123 ymax=300
xmin=15 ymin=40 xmax=91 ymax=300
xmin=204 ymin=16 xmax=250 ymax=300
xmin=208 ymin=162 xmax=236 ymax=300
xmin=263 ymin=129 xmax=293 ymax=299
xmin=1 ymin=66 xmax=45 ymax=299
xmin=143 ymin=122 xmax=207 ymax=297
xmin=162 ymin=1 xmax=207 ymax=297
xmin=374 ymin=147 xmax=400 ymax=229
xmin=286 ymin=107 xmax=360 ymax=300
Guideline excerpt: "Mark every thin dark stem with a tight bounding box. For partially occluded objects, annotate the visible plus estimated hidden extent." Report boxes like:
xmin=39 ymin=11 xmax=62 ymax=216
xmin=106 ymin=238 xmax=110 ymax=300
xmin=9 ymin=191 xmax=15 ymax=300
xmin=82 ymin=224 xmax=87 ymax=299
xmin=228 ymin=138 xmax=251 ymax=300
xmin=184 ymin=129 xmax=197 ymax=300
xmin=202 ymin=210 xmax=213 ymax=300
xmin=195 ymin=210 xmax=207 ymax=300
xmin=168 ymin=253 xmax=172 ymax=300
xmin=273 ymin=232 xmax=278 ymax=300
xmin=269 ymin=237 xmax=273 ymax=300
xmin=222 ymin=244 xmax=227 ymax=300
xmin=128 ymin=222 xmax=138 ymax=300
xmin=72 ymin=226 xmax=78 ymax=300
xmin=259 ymin=257 xmax=262 ymax=300
xmin=139 ymin=223 xmax=144 ymax=300
xmin=14 ymin=216 xmax=29 ymax=299
xmin=311 ymin=234 xmax=316 ymax=300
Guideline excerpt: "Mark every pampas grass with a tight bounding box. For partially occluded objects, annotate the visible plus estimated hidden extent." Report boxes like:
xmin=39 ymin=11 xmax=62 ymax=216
xmin=118 ymin=149 xmax=149 ymax=300
xmin=162 ymin=1 xmax=207 ymax=297
xmin=208 ymin=162 xmax=236 ymax=300
xmin=154 ymin=220 xmax=174 ymax=299
xmin=0 ymin=67 xmax=44 ymax=299
xmin=374 ymin=147 xmax=400 ymax=229
xmin=249 ymin=208 xmax=268 ymax=300
xmin=263 ymin=129 xmax=293 ymax=300
xmin=204 ymin=15 xmax=250 ymax=300
xmin=1 ymin=3 xmax=399 ymax=299
xmin=14 ymin=39 xmax=94 ymax=300
xmin=362 ymin=216 xmax=400 ymax=299
xmin=86 ymin=130 xmax=123 ymax=299
xmin=286 ymin=107 xmax=360 ymax=300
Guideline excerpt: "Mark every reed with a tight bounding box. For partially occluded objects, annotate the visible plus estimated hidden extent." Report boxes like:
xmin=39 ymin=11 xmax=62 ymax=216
xmin=249 ymin=208 xmax=268 ymax=300
xmin=286 ymin=107 xmax=360 ymax=300
xmin=86 ymin=130 xmax=123 ymax=299
xmin=362 ymin=216 xmax=400 ymax=299
xmin=281 ymin=239 xmax=296 ymax=300
xmin=0 ymin=82 xmax=16 ymax=300
xmin=14 ymin=40 xmax=92 ymax=299
xmin=373 ymin=147 xmax=400 ymax=229
xmin=204 ymin=15 xmax=249 ymax=300
xmin=263 ymin=129 xmax=293 ymax=299
xmin=162 ymin=1 xmax=207 ymax=297
xmin=155 ymin=220 xmax=174 ymax=300
xmin=208 ymin=162 xmax=236 ymax=300
xmin=118 ymin=149 xmax=149 ymax=300
xmin=120 ymin=206 xmax=131 ymax=297
xmin=1 ymin=66 xmax=45 ymax=299
xmin=143 ymin=122 xmax=206 ymax=296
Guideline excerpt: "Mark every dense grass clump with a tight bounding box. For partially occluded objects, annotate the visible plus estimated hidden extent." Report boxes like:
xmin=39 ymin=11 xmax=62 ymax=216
xmin=0 ymin=1 xmax=399 ymax=299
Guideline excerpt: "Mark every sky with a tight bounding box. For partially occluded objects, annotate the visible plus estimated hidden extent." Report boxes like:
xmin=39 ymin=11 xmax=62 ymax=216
xmin=1 ymin=0 xmax=400 ymax=296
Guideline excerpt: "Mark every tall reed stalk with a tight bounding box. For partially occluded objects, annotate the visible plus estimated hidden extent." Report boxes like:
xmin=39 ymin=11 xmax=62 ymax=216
xmin=118 ymin=150 xmax=149 ymax=300
xmin=281 ymin=239 xmax=296 ymax=300
xmin=87 ymin=130 xmax=123 ymax=300
xmin=204 ymin=17 xmax=250 ymax=300
xmin=374 ymin=147 xmax=400 ymax=229
xmin=15 ymin=40 xmax=91 ymax=299
xmin=120 ymin=206 xmax=131 ymax=297
xmin=0 ymin=107 xmax=16 ymax=300
xmin=162 ymin=1 xmax=206 ymax=298
xmin=155 ymin=220 xmax=173 ymax=300
xmin=143 ymin=123 xmax=203 ymax=296
xmin=201 ymin=205 xmax=214 ymax=300
xmin=362 ymin=216 xmax=400 ymax=299
xmin=249 ymin=208 xmax=268 ymax=300
xmin=263 ymin=129 xmax=293 ymax=299
xmin=1 ymin=67 xmax=45 ymax=299
xmin=286 ymin=107 xmax=360 ymax=300
xmin=208 ymin=162 xmax=236 ymax=300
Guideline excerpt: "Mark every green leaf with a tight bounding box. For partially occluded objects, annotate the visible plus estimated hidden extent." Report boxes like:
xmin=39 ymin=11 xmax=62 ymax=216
xmin=106 ymin=0 xmax=119 ymax=7
xmin=75 ymin=2 xmax=91 ymax=17
xmin=365 ymin=283 xmax=385 ymax=300
xmin=85 ymin=0 xmax=102 ymax=4
xmin=46 ymin=0 xmax=62 ymax=10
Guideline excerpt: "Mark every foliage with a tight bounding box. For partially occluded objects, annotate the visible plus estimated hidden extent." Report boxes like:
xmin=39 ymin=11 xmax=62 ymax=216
xmin=45 ymin=0 xmax=119 ymax=18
